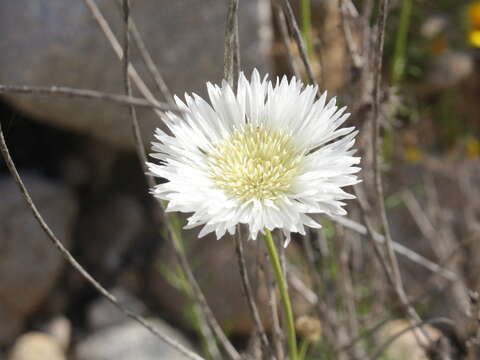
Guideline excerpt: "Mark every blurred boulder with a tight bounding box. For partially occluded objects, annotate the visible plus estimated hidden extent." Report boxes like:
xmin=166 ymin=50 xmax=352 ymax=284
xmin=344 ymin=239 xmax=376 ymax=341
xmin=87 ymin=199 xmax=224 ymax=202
xmin=0 ymin=175 xmax=77 ymax=345
xmin=73 ymin=195 xmax=144 ymax=282
xmin=0 ymin=0 xmax=272 ymax=150
xmin=87 ymin=288 xmax=146 ymax=331
xmin=75 ymin=319 xmax=194 ymax=360
xmin=149 ymin=231 xmax=313 ymax=335
xmin=42 ymin=316 xmax=72 ymax=351
xmin=420 ymin=51 xmax=474 ymax=95
xmin=379 ymin=320 xmax=444 ymax=360
xmin=7 ymin=332 xmax=66 ymax=360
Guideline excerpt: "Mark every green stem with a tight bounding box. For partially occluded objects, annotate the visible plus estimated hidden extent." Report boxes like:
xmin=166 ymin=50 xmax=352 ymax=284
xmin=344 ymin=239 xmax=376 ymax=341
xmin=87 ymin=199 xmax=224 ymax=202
xmin=161 ymin=200 xmax=184 ymax=251
xmin=298 ymin=340 xmax=310 ymax=360
xmin=300 ymin=0 xmax=314 ymax=58
xmin=263 ymin=230 xmax=298 ymax=360
xmin=391 ymin=0 xmax=413 ymax=85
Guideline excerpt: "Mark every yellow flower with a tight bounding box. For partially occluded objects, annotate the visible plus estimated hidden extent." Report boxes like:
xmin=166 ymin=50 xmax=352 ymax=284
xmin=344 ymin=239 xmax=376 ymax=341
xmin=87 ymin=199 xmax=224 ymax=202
xmin=468 ymin=2 xmax=480 ymax=47
xmin=469 ymin=30 xmax=480 ymax=47
xmin=469 ymin=2 xmax=480 ymax=29
xmin=466 ymin=137 xmax=480 ymax=159
xmin=404 ymin=146 xmax=422 ymax=163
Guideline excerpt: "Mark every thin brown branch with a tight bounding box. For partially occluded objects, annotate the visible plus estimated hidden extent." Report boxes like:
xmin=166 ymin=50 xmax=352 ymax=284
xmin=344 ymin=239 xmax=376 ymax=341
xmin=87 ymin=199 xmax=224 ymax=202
xmin=0 ymin=84 xmax=179 ymax=112
xmin=263 ymin=247 xmax=285 ymax=360
xmin=276 ymin=0 xmax=316 ymax=85
xmin=354 ymin=0 xmax=432 ymax=351
xmin=224 ymin=0 xmax=241 ymax=88
xmin=335 ymin=225 xmax=365 ymax=358
xmin=344 ymin=0 xmax=359 ymax=17
xmin=467 ymin=290 xmax=480 ymax=359
xmin=129 ymin=27 xmax=175 ymax=106
xmin=401 ymin=190 xmax=437 ymax=243
xmin=371 ymin=0 xmax=396 ymax=278
xmin=336 ymin=317 xmax=391 ymax=355
xmin=301 ymin=232 xmax=345 ymax=358
xmin=339 ymin=0 xmax=363 ymax=69
xmin=408 ymin=243 xmax=467 ymax=308
xmin=233 ymin=228 xmax=272 ymax=358
xmin=352 ymin=186 xmax=397 ymax=288
xmin=81 ymin=0 xmax=163 ymax=118
xmin=274 ymin=3 xmax=302 ymax=78
xmin=125 ymin=5 xmax=175 ymax=105
xmin=369 ymin=0 xmax=429 ymax=347
xmin=122 ymin=0 xmax=148 ymax=173
xmin=330 ymin=215 xmax=459 ymax=282
xmin=287 ymin=268 xmax=317 ymax=305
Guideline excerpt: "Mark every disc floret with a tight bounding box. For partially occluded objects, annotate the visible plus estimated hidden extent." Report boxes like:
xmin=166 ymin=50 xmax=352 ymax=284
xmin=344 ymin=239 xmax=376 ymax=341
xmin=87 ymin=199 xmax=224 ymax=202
xmin=208 ymin=124 xmax=302 ymax=202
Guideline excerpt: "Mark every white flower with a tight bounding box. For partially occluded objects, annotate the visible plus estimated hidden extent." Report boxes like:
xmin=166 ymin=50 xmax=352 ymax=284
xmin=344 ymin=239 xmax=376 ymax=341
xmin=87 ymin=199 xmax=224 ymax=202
xmin=147 ymin=70 xmax=360 ymax=245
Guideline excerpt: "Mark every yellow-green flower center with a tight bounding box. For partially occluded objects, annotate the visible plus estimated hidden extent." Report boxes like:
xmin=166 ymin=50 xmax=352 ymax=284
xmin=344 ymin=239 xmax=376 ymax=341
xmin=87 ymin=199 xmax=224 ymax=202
xmin=208 ymin=124 xmax=303 ymax=202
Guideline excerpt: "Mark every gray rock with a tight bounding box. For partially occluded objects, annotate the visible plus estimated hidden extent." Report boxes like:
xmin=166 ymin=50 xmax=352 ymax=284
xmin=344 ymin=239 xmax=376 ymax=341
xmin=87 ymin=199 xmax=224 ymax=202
xmin=42 ymin=316 xmax=72 ymax=351
xmin=379 ymin=320 xmax=443 ymax=360
xmin=0 ymin=0 xmax=272 ymax=149
xmin=0 ymin=175 xmax=77 ymax=345
xmin=75 ymin=319 xmax=195 ymax=360
xmin=87 ymin=288 xmax=147 ymax=331
xmin=74 ymin=195 xmax=143 ymax=279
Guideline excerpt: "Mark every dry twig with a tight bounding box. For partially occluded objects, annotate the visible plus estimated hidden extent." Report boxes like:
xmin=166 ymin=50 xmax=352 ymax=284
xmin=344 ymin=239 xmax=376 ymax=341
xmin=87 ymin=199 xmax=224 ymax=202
xmin=82 ymin=0 xmax=163 ymax=118
xmin=273 ymin=2 xmax=302 ymax=78
xmin=301 ymin=233 xmax=346 ymax=359
xmin=0 ymin=84 xmax=179 ymax=112
xmin=128 ymin=15 xmax=175 ymax=105
xmin=364 ymin=3 xmax=430 ymax=350
xmin=330 ymin=215 xmax=458 ymax=282
xmin=263 ymin=248 xmax=285 ymax=360
xmin=339 ymin=0 xmax=363 ymax=69
xmin=224 ymin=0 xmax=240 ymax=87
xmin=233 ymin=229 xmax=272 ymax=358
xmin=276 ymin=0 xmax=316 ymax=85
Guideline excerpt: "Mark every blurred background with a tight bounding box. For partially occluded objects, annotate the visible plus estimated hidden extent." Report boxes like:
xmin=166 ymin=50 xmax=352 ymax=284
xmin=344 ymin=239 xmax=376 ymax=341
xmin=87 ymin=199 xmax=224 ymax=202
xmin=0 ymin=0 xmax=479 ymax=359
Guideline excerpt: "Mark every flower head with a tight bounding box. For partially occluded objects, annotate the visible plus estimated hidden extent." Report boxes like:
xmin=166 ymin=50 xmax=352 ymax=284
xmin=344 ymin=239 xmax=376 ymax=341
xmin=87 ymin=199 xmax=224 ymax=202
xmin=147 ymin=70 xmax=360 ymax=245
